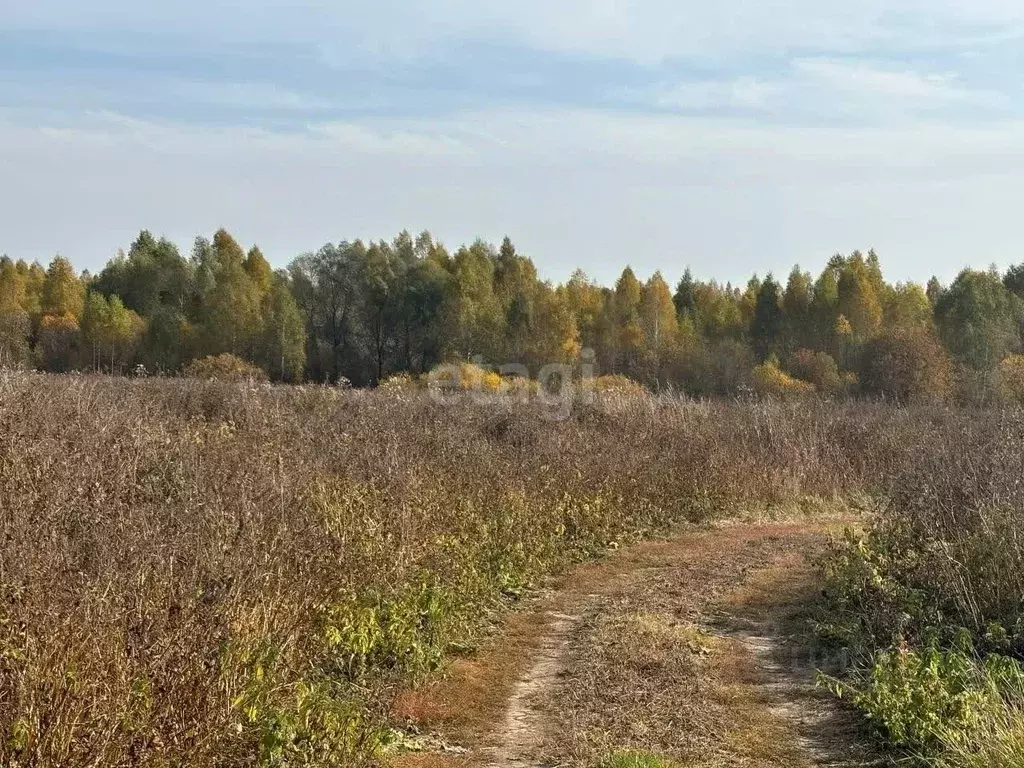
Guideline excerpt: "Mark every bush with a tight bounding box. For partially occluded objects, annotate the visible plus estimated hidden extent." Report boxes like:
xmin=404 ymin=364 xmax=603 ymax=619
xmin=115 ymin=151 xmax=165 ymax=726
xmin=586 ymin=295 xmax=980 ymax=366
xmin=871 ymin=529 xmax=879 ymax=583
xmin=819 ymin=407 xmax=1024 ymax=764
xmin=0 ymin=311 xmax=32 ymax=369
xmin=787 ymin=348 xmax=844 ymax=395
xmin=35 ymin=313 xmax=81 ymax=372
xmin=998 ymin=355 xmax=1024 ymax=405
xmin=859 ymin=327 xmax=952 ymax=403
xmin=584 ymin=374 xmax=648 ymax=397
xmin=751 ymin=359 xmax=816 ymax=399
xmin=675 ymin=339 xmax=753 ymax=397
xmin=378 ymin=373 xmax=421 ymax=392
xmin=184 ymin=353 xmax=268 ymax=382
xmin=503 ymin=375 xmax=540 ymax=397
xmin=829 ymin=643 xmax=1024 ymax=757
xmin=427 ymin=362 xmax=502 ymax=393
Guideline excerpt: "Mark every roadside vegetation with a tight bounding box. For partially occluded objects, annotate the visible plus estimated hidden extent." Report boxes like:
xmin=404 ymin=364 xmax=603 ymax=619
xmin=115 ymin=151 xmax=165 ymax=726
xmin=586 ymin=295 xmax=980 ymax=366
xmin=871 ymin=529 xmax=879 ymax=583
xmin=819 ymin=407 xmax=1024 ymax=765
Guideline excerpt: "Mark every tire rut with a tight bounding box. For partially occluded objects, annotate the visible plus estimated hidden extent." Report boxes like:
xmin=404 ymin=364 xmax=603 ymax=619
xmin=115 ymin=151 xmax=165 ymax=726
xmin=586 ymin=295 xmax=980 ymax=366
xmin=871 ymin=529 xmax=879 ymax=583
xmin=389 ymin=523 xmax=884 ymax=768
xmin=482 ymin=608 xmax=585 ymax=768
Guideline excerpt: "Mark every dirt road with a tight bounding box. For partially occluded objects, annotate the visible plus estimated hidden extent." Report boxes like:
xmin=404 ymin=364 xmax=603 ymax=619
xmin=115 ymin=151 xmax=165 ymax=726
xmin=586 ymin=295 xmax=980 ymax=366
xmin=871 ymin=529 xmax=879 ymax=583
xmin=389 ymin=523 xmax=886 ymax=768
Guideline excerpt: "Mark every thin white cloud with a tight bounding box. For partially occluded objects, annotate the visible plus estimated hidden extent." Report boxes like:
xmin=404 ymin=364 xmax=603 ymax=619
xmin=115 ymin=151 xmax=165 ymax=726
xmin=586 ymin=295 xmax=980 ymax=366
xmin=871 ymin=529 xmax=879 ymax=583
xmin=793 ymin=58 xmax=996 ymax=107
xmin=7 ymin=1 xmax=1024 ymax=64
xmin=312 ymin=122 xmax=469 ymax=157
xmin=655 ymin=78 xmax=782 ymax=111
xmin=648 ymin=58 xmax=1006 ymax=122
xmin=165 ymin=81 xmax=336 ymax=111
xmin=4 ymin=107 xmax=1024 ymax=286
xmin=4 ymin=0 xmax=1024 ymax=287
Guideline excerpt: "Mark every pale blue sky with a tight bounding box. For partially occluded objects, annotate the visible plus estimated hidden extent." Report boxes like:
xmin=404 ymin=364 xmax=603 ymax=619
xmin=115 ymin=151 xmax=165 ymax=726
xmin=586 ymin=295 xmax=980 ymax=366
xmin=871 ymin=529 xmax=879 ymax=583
xmin=3 ymin=1 xmax=1024 ymax=285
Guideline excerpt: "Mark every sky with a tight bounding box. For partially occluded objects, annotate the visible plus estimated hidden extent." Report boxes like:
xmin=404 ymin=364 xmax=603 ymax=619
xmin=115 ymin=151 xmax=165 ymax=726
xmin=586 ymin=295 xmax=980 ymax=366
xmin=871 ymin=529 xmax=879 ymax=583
xmin=3 ymin=2 xmax=1024 ymax=286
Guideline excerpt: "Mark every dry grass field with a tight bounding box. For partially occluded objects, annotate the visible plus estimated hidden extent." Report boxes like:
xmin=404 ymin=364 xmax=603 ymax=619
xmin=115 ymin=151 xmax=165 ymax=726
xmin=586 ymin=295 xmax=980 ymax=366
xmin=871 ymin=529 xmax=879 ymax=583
xmin=1 ymin=370 xmax=1022 ymax=766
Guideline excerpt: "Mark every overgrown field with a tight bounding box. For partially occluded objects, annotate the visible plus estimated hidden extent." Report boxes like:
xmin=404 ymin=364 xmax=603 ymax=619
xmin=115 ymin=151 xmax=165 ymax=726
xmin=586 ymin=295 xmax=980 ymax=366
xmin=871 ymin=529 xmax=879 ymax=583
xmin=0 ymin=370 xmax=1012 ymax=767
xmin=821 ymin=407 xmax=1024 ymax=766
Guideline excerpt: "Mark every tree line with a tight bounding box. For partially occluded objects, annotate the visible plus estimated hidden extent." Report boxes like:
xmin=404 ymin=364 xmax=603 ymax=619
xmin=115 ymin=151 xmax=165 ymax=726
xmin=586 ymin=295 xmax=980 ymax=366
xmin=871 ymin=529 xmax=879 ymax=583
xmin=3 ymin=228 xmax=1024 ymax=401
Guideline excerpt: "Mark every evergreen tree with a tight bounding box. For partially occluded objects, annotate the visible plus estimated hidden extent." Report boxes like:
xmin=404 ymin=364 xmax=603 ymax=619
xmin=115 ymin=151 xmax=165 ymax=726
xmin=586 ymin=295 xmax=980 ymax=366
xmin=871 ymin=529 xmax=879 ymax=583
xmin=673 ymin=268 xmax=698 ymax=320
xmin=751 ymin=275 xmax=784 ymax=360
xmin=782 ymin=267 xmax=813 ymax=352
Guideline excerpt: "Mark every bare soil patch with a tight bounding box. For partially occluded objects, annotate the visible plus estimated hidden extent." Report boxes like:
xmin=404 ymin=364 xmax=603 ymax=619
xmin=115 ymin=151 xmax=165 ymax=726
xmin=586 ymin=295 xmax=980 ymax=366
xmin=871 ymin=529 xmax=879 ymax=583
xmin=388 ymin=523 xmax=884 ymax=768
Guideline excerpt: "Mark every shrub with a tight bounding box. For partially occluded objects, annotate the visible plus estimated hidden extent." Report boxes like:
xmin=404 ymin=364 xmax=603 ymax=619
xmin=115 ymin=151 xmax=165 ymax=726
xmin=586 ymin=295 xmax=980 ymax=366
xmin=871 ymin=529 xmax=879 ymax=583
xmin=828 ymin=643 xmax=1024 ymax=757
xmin=675 ymin=339 xmax=753 ymax=397
xmin=859 ymin=327 xmax=952 ymax=403
xmin=427 ymin=362 xmax=503 ymax=393
xmin=35 ymin=312 xmax=81 ymax=372
xmin=0 ymin=311 xmax=32 ymax=369
xmin=378 ymin=373 xmax=421 ymax=392
xmin=184 ymin=353 xmax=268 ymax=382
xmin=998 ymin=355 xmax=1024 ymax=405
xmin=787 ymin=348 xmax=844 ymax=395
xmin=953 ymin=365 xmax=1002 ymax=407
xmin=751 ymin=359 xmax=816 ymax=399
xmin=819 ymin=408 xmax=1024 ymax=764
xmin=423 ymin=364 xmax=544 ymax=398
xmin=502 ymin=375 xmax=540 ymax=397
xmin=584 ymin=374 xmax=648 ymax=397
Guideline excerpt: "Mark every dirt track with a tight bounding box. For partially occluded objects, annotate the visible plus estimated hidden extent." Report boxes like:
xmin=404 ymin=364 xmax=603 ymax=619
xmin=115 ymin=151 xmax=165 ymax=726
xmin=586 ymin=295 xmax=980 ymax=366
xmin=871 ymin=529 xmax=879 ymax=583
xmin=389 ymin=523 xmax=886 ymax=768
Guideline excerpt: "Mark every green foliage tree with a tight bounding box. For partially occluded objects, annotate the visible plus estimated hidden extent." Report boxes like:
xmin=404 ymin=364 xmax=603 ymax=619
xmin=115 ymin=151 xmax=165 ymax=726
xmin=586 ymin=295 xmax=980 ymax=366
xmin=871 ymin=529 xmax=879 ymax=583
xmin=1004 ymin=264 xmax=1024 ymax=299
xmin=361 ymin=240 xmax=402 ymax=383
xmin=96 ymin=231 xmax=192 ymax=317
xmin=560 ymin=269 xmax=605 ymax=354
xmin=289 ymin=241 xmax=366 ymax=384
xmin=783 ymin=267 xmax=814 ymax=352
xmin=673 ymin=268 xmax=698 ymax=321
xmin=397 ymin=245 xmax=449 ymax=375
xmin=81 ymin=292 xmax=145 ymax=373
xmin=811 ymin=259 xmax=841 ymax=351
xmin=96 ymin=232 xmax=194 ymax=372
xmin=494 ymin=236 xmax=539 ymax=364
xmin=751 ymin=275 xmax=784 ymax=360
xmin=638 ymin=272 xmax=680 ymax=384
xmin=935 ymin=269 xmax=1021 ymax=371
xmin=692 ymin=281 xmax=744 ymax=341
xmin=445 ymin=241 xmax=503 ymax=363
xmin=259 ymin=274 xmax=307 ymax=382
xmin=527 ymin=282 xmax=580 ymax=369
xmin=884 ymin=283 xmax=933 ymax=331
xmin=199 ymin=230 xmax=265 ymax=357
